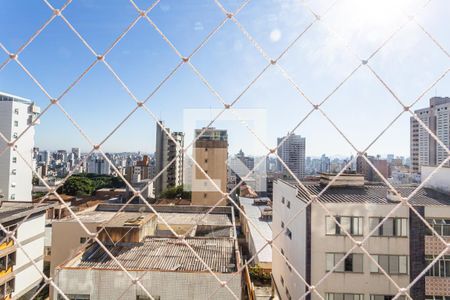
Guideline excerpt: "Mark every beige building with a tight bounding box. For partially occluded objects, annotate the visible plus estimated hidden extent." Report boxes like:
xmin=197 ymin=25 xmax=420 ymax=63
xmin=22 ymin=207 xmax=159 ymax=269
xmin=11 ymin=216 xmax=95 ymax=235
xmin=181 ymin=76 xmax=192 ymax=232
xmin=50 ymin=204 xmax=241 ymax=300
xmin=192 ymin=128 xmax=228 ymax=206
xmin=273 ymin=173 xmax=450 ymax=300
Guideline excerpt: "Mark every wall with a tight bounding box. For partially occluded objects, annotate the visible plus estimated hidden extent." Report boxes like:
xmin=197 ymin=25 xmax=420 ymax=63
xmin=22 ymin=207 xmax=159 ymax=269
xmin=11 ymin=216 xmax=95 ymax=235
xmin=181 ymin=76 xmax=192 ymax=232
xmin=272 ymin=180 xmax=307 ymax=300
xmin=14 ymin=214 xmax=46 ymax=298
xmin=54 ymin=269 xmax=242 ymax=300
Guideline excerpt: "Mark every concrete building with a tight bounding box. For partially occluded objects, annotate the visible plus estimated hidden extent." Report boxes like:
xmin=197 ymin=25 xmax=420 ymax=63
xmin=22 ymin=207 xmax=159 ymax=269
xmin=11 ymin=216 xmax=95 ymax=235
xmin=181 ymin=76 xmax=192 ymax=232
xmin=155 ymin=123 xmax=184 ymax=196
xmin=356 ymin=154 xmax=390 ymax=182
xmin=0 ymin=201 xmax=53 ymax=299
xmin=411 ymin=97 xmax=450 ymax=173
xmin=192 ymin=128 xmax=228 ymax=206
xmin=86 ymin=156 xmax=111 ymax=175
xmin=277 ymin=134 xmax=306 ymax=180
xmin=51 ymin=204 xmax=241 ymax=299
xmin=272 ymin=173 xmax=450 ymax=300
xmin=0 ymin=92 xmax=40 ymax=202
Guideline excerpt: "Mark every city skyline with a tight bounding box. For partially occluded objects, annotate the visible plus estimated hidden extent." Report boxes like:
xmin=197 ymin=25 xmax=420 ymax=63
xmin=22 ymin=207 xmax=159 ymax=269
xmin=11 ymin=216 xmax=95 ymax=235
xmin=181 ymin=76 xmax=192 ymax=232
xmin=1 ymin=1 xmax=449 ymax=156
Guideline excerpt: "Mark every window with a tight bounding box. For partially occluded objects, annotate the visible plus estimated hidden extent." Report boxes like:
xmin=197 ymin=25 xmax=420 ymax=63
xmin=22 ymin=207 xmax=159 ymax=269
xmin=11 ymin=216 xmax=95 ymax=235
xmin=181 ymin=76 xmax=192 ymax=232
xmin=11 ymin=169 xmax=16 ymax=175
xmin=370 ymin=295 xmax=406 ymax=300
xmin=204 ymin=159 xmax=208 ymax=163
xmin=426 ymin=255 xmax=450 ymax=277
xmin=287 ymin=201 xmax=291 ymax=208
xmin=326 ymin=293 xmax=364 ymax=300
xmin=5 ymin=279 xmax=14 ymax=295
xmin=137 ymin=296 xmax=160 ymax=300
xmin=426 ymin=219 xmax=450 ymax=236
xmin=285 ymin=228 xmax=292 ymax=240
xmin=80 ymin=237 xmax=87 ymax=244
xmin=14 ymin=108 xmax=19 ymax=115
xmin=13 ymin=121 xmax=18 ymax=127
xmin=371 ymin=255 xmax=408 ymax=275
xmin=281 ymin=221 xmax=285 ymax=228
xmin=12 ymin=132 xmax=18 ymax=138
xmin=12 ymin=157 xmax=17 ymax=163
xmin=326 ymin=216 xmax=363 ymax=236
xmin=369 ymin=217 xmax=407 ymax=237
xmin=10 ymin=194 xmax=15 ymax=200
xmin=326 ymin=253 xmax=363 ymax=273
xmin=281 ymin=196 xmax=285 ymax=204
xmin=280 ymin=275 xmax=284 ymax=286
xmin=425 ymin=297 xmax=450 ymax=300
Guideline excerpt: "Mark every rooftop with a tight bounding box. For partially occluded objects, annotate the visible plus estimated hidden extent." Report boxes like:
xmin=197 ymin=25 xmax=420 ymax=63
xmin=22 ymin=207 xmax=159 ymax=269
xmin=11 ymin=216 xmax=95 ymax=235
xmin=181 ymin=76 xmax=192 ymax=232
xmin=63 ymin=237 xmax=237 ymax=273
xmin=240 ymin=197 xmax=272 ymax=264
xmin=294 ymin=182 xmax=450 ymax=205
xmin=0 ymin=91 xmax=32 ymax=104
xmin=102 ymin=212 xmax=155 ymax=228
xmin=0 ymin=201 xmax=54 ymax=224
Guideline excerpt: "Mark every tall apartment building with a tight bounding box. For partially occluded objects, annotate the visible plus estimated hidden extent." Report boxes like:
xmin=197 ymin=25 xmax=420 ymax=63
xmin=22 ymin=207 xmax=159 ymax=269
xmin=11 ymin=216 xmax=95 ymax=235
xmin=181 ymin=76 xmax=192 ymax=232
xmin=86 ymin=156 xmax=111 ymax=175
xmin=411 ymin=97 xmax=450 ymax=173
xmin=191 ymin=128 xmax=228 ymax=206
xmin=0 ymin=92 xmax=40 ymax=202
xmin=277 ymin=134 xmax=306 ymax=180
xmin=273 ymin=173 xmax=450 ymax=300
xmin=0 ymin=202 xmax=52 ymax=299
xmin=155 ymin=122 xmax=184 ymax=196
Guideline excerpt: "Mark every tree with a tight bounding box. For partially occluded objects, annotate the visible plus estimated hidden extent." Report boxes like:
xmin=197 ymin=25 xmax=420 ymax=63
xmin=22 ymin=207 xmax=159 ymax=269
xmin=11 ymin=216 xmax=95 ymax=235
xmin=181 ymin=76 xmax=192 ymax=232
xmin=160 ymin=185 xmax=191 ymax=199
xmin=58 ymin=176 xmax=95 ymax=196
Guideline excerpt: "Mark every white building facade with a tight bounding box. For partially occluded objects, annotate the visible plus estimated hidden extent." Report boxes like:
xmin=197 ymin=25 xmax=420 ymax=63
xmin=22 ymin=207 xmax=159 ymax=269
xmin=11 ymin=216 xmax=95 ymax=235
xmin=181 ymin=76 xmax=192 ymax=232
xmin=0 ymin=92 xmax=40 ymax=202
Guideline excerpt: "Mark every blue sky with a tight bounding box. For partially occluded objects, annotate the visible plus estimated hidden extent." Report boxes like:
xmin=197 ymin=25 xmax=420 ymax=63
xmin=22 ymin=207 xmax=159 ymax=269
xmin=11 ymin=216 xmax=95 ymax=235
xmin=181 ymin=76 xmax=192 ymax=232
xmin=1 ymin=0 xmax=449 ymax=157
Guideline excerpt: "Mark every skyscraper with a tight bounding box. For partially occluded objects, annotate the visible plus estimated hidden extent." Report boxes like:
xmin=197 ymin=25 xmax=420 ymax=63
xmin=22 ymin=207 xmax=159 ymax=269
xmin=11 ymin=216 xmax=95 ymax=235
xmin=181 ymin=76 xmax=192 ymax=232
xmin=277 ymin=133 xmax=306 ymax=180
xmin=410 ymin=97 xmax=450 ymax=173
xmin=191 ymin=127 xmax=228 ymax=206
xmin=154 ymin=122 xmax=184 ymax=196
xmin=0 ymin=92 xmax=40 ymax=202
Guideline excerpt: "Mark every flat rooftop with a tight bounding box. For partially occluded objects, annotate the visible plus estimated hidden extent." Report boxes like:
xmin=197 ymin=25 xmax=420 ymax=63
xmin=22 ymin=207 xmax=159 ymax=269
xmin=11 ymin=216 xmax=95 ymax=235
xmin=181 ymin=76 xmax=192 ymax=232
xmin=0 ymin=202 xmax=54 ymax=223
xmin=240 ymin=197 xmax=272 ymax=264
xmin=63 ymin=237 xmax=237 ymax=273
xmin=102 ymin=212 xmax=155 ymax=228
xmin=294 ymin=182 xmax=450 ymax=205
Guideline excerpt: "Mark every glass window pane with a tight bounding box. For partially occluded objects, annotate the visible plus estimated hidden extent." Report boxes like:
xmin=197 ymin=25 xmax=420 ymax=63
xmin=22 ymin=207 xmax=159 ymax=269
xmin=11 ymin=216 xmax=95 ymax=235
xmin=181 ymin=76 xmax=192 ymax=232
xmin=401 ymin=219 xmax=408 ymax=237
xmin=399 ymin=256 xmax=408 ymax=274
xmin=383 ymin=219 xmax=394 ymax=236
xmin=326 ymin=217 xmax=336 ymax=235
xmin=379 ymin=255 xmax=389 ymax=273
xmin=370 ymin=218 xmax=380 ymax=236
xmin=341 ymin=217 xmax=351 ymax=234
xmin=370 ymin=255 xmax=379 ymax=272
xmin=326 ymin=254 xmax=334 ymax=271
xmin=335 ymin=294 xmax=344 ymax=300
xmin=389 ymin=256 xmax=399 ymax=274
xmin=353 ymin=254 xmax=363 ymax=272
xmin=344 ymin=295 xmax=354 ymax=300
xmin=335 ymin=253 xmax=345 ymax=272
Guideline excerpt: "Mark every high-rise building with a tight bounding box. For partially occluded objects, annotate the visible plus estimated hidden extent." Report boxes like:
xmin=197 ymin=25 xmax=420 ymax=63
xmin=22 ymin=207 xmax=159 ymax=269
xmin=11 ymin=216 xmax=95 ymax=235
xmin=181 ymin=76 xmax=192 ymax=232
xmin=191 ymin=127 xmax=228 ymax=206
xmin=277 ymin=133 xmax=306 ymax=180
xmin=71 ymin=147 xmax=81 ymax=162
xmin=155 ymin=122 xmax=184 ymax=196
xmin=356 ymin=154 xmax=391 ymax=182
xmin=411 ymin=97 xmax=450 ymax=173
xmin=0 ymin=92 xmax=40 ymax=202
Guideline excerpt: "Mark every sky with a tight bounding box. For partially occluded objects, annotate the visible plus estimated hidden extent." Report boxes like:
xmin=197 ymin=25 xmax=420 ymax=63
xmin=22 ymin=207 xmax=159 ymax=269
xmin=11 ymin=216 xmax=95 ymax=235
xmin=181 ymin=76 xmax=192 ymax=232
xmin=1 ymin=0 xmax=449 ymax=157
